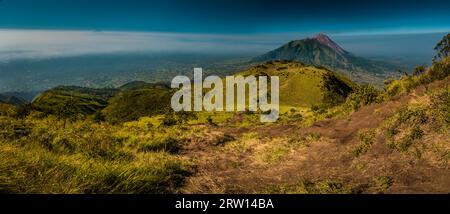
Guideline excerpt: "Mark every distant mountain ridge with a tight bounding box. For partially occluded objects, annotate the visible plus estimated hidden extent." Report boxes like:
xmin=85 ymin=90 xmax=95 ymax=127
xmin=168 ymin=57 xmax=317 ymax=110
xmin=0 ymin=93 xmax=28 ymax=106
xmin=252 ymin=33 xmax=399 ymax=84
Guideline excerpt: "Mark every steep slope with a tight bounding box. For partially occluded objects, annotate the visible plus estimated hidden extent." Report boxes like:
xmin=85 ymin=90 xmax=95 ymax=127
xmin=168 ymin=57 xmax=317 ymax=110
xmin=240 ymin=60 xmax=356 ymax=108
xmin=181 ymin=62 xmax=450 ymax=194
xmin=102 ymin=86 xmax=173 ymax=123
xmin=253 ymin=34 xmax=397 ymax=84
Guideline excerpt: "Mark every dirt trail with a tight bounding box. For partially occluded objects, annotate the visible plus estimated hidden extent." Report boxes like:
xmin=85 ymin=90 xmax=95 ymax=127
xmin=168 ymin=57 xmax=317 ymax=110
xmin=303 ymin=95 xmax=410 ymax=143
xmin=180 ymin=79 xmax=450 ymax=193
xmin=262 ymin=78 xmax=446 ymax=141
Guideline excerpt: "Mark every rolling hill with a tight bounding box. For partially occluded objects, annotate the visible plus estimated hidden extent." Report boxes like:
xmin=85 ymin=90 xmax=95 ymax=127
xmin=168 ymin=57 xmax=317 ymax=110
xmin=0 ymin=34 xmax=448 ymax=194
xmin=32 ymin=86 xmax=118 ymax=117
xmin=31 ymin=83 xmax=174 ymax=123
xmin=30 ymin=61 xmax=357 ymax=122
xmin=239 ymin=60 xmax=356 ymax=108
xmin=101 ymin=86 xmax=174 ymax=123
xmin=115 ymin=61 xmax=358 ymax=118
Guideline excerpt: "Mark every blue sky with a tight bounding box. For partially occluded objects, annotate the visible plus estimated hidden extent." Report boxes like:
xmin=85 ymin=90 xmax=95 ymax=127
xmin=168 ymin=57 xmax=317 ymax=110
xmin=1 ymin=0 xmax=450 ymax=34
xmin=0 ymin=0 xmax=449 ymax=61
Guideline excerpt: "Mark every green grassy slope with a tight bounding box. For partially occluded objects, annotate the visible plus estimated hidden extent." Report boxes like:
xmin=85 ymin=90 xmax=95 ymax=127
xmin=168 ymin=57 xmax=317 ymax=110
xmin=30 ymin=61 xmax=356 ymax=123
xmin=32 ymin=86 xmax=118 ymax=117
xmin=102 ymin=87 xmax=174 ymax=123
xmin=240 ymin=60 xmax=356 ymax=108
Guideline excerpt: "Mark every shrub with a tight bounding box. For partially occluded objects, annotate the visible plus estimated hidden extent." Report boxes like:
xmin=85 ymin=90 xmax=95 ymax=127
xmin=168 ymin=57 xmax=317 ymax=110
xmin=175 ymin=111 xmax=198 ymax=124
xmin=384 ymin=104 xmax=429 ymax=153
xmin=213 ymin=134 xmax=235 ymax=146
xmin=418 ymin=58 xmax=450 ymax=85
xmin=432 ymin=57 xmax=450 ymax=78
xmin=345 ymin=85 xmax=381 ymax=111
xmin=161 ymin=114 xmax=178 ymax=127
xmin=409 ymin=126 xmax=424 ymax=140
xmin=430 ymin=88 xmax=450 ymax=128
xmin=397 ymin=106 xmax=428 ymax=124
xmin=263 ymin=179 xmax=359 ymax=194
xmin=413 ymin=65 xmax=427 ymax=76
xmin=386 ymin=127 xmax=398 ymax=138
xmin=352 ymin=129 xmax=376 ymax=157
xmin=397 ymin=139 xmax=413 ymax=152
xmin=383 ymin=57 xmax=449 ymax=99
xmin=403 ymin=76 xmax=419 ymax=93
xmin=311 ymin=105 xmax=327 ymax=114
xmin=434 ymin=33 xmax=450 ymax=61
xmin=321 ymin=72 xmax=354 ymax=107
xmin=206 ymin=116 xmax=217 ymax=126
xmin=387 ymin=126 xmax=424 ymax=153
xmin=374 ymin=176 xmax=393 ymax=192
xmin=386 ymin=83 xmax=401 ymax=97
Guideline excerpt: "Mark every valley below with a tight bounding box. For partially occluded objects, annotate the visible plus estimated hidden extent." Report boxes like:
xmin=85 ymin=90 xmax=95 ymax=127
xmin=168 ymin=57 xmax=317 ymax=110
xmin=0 ymin=34 xmax=449 ymax=194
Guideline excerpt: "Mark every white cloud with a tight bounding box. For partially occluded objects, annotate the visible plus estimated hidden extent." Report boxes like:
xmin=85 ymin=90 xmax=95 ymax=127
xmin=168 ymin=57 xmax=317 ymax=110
xmin=0 ymin=29 xmax=444 ymax=61
xmin=0 ymin=29 xmax=291 ymax=61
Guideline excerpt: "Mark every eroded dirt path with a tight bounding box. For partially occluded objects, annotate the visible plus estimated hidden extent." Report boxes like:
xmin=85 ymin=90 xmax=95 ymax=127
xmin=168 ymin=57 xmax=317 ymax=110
xmin=180 ymin=80 xmax=450 ymax=193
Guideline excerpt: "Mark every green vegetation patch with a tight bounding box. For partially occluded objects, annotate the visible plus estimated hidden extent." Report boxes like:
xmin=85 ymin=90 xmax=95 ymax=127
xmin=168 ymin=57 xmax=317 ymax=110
xmin=352 ymin=129 xmax=376 ymax=157
xmin=263 ymin=179 xmax=366 ymax=194
xmin=138 ymin=137 xmax=180 ymax=153
xmin=240 ymin=61 xmax=356 ymax=108
xmin=102 ymin=87 xmax=173 ymax=123
xmin=0 ymin=115 xmax=192 ymax=193
xmin=32 ymin=86 xmax=117 ymax=119
xmin=0 ymin=147 xmax=190 ymax=194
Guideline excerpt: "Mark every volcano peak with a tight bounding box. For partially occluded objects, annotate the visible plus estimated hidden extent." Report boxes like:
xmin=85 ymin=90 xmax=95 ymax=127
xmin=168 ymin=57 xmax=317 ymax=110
xmin=312 ymin=33 xmax=347 ymax=54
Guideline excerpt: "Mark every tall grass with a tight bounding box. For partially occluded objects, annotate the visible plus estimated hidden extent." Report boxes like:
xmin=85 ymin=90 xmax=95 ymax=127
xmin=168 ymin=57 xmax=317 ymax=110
xmin=0 ymin=115 xmax=191 ymax=193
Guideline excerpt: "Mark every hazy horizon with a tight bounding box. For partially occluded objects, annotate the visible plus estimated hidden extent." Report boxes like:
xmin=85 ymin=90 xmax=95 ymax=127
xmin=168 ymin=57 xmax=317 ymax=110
xmin=0 ymin=29 xmax=446 ymax=63
xmin=1 ymin=0 xmax=449 ymax=93
xmin=1 ymin=0 xmax=449 ymax=62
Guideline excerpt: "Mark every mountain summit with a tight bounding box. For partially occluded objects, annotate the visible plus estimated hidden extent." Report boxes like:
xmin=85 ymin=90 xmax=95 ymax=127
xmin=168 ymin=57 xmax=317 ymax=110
xmin=313 ymin=33 xmax=347 ymax=54
xmin=252 ymin=33 xmax=397 ymax=83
